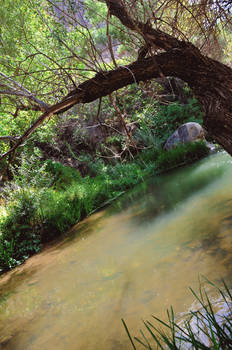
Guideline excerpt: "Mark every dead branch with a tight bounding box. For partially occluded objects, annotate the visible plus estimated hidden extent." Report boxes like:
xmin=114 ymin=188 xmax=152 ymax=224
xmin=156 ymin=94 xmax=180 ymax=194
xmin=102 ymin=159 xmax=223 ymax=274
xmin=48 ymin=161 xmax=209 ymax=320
xmin=107 ymin=9 xmax=118 ymax=68
xmin=0 ymin=136 xmax=20 ymax=143
xmin=0 ymin=71 xmax=49 ymax=111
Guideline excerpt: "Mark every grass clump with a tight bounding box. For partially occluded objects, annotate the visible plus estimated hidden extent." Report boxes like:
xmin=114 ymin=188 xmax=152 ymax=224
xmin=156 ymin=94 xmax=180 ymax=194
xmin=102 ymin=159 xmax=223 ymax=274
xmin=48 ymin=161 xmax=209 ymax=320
xmin=122 ymin=279 xmax=232 ymax=349
xmin=156 ymin=141 xmax=210 ymax=172
xmin=0 ymin=189 xmax=41 ymax=270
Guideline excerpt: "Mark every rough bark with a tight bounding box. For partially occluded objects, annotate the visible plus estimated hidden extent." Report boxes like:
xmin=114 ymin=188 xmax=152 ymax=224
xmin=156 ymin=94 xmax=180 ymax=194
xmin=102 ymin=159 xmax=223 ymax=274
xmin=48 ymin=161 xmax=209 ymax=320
xmin=104 ymin=0 xmax=232 ymax=154
xmin=105 ymin=0 xmax=191 ymax=51
xmin=61 ymin=47 xmax=232 ymax=155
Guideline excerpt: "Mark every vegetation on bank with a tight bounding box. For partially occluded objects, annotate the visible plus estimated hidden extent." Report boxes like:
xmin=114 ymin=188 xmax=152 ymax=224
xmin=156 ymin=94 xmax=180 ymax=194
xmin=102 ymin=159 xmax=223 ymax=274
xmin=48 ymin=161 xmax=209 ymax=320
xmin=0 ymin=76 xmax=209 ymax=274
xmin=0 ymin=140 xmax=209 ymax=273
xmin=123 ymin=279 xmax=232 ymax=350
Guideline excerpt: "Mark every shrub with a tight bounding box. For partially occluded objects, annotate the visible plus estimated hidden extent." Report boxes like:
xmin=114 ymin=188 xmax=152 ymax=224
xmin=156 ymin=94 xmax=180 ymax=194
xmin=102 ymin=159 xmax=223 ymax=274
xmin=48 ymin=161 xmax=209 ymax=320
xmin=154 ymin=99 xmax=203 ymax=144
xmin=45 ymin=160 xmax=81 ymax=189
xmin=0 ymin=188 xmax=41 ymax=271
xmin=11 ymin=150 xmax=53 ymax=189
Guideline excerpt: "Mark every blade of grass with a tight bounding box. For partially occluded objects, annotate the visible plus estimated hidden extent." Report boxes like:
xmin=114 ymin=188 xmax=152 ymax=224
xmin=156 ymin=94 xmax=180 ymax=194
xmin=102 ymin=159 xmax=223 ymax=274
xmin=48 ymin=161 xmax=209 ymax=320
xmin=121 ymin=318 xmax=137 ymax=350
xmin=143 ymin=321 xmax=165 ymax=350
xmin=140 ymin=330 xmax=153 ymax=350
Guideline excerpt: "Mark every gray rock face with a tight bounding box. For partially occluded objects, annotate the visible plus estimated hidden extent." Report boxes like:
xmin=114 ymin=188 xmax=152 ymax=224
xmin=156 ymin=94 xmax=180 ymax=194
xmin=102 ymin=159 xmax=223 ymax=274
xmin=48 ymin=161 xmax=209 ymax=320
xmin=164 ymin=122 xmax=205 ymax=150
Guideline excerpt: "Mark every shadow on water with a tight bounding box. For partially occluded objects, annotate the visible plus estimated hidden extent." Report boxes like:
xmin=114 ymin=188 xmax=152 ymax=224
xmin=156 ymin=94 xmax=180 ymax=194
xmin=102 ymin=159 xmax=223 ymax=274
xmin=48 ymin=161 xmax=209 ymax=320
xmin=108 ymin=153 xmax=228 ymax=226
xmin=58 ymin=214 xmax=106 ymax=248
xmin=0 ymin=267 xmax=41 ymax=305
xmin=0 ymin=216 xmax=105 ymax=298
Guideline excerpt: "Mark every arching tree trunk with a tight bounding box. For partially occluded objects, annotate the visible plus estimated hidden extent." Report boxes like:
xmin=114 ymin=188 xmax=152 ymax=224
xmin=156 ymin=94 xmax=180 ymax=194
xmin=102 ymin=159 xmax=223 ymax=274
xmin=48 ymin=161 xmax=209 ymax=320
xmin=1 ymin=47 xmax=232 ymax=161
xmin=191 ymin=62 xmax=232 ymax=154
xmin=62 ymin=46 xmax=232 ymax=153
xmin=157 ymin=48 xmax=232 ymax=155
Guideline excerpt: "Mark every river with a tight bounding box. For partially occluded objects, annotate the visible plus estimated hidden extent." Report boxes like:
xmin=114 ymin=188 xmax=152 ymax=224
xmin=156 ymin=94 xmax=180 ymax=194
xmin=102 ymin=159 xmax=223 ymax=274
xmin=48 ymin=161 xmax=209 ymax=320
xmin=0 ymin=152 xmax=232 ymax=349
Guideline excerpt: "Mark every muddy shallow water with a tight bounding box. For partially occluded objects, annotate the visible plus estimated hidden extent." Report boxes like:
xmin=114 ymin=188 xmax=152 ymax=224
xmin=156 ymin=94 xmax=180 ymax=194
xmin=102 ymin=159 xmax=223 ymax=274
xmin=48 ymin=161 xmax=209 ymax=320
xmin=1 ymin=152 xmax=232 ymax=349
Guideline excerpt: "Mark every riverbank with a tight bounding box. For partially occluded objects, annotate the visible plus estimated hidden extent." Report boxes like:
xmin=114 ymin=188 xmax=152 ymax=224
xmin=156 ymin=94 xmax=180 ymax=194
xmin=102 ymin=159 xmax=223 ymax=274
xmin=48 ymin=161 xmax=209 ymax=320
xmin=1 ymin=151 xmax=231 ymax=350
xmin=0 ymin=141 xmax=209 ymax=273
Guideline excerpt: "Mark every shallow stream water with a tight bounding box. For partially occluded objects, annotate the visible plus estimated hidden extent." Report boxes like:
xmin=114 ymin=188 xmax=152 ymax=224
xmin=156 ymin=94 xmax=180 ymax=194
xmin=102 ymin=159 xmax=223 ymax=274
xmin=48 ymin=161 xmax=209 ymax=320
xmin=1 ymin=152 xmax=232 ymax=349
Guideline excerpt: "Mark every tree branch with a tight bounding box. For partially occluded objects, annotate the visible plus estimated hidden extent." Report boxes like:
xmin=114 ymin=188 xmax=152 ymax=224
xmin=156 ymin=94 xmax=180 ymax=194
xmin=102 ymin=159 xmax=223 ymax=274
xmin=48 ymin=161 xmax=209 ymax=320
xmin=58 ymin=50 xmax=187 ymax=113
xmin=0 ymin=51 xmax=178 ymax=161
xmin=0 ymin=71 xmax=49 ymax=111
xmin=1 ymin=44 xmax=230 ymax=160
xmin=105 ymin=0 xmax=192 ymax=51
xmin=0 ymin=136 xmax=20 ymax=143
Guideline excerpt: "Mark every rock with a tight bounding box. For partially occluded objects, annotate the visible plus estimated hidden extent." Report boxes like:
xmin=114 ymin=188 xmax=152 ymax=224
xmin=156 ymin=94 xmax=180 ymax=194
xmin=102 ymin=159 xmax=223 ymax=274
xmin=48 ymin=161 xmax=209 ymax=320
xmin=177 ymin=300 xmax=232 ymax=349
xmin=164 ymin=122 xmax=205 ymax=150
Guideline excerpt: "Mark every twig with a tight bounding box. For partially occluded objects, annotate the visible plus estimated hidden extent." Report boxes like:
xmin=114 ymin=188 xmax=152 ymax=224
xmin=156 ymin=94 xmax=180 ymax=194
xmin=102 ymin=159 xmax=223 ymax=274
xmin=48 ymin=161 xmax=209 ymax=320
xmin=107 ymin=9 xmax=118 ymax=68
xmin=0 ymin=136 xmax=20 ymax=143
xmin=0 ymin=95 xmax=79 ymax=161
xmin=0 ymin=71 xmax=49 ymax=110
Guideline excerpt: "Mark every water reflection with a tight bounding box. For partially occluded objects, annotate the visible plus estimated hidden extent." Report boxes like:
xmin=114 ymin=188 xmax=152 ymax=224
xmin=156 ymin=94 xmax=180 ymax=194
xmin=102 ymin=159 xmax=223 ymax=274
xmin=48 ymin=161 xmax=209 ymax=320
xmin=115 ymin=156 xmax=227 ymax=226
xmin=0 ymin=152 xmax=232 ymax=350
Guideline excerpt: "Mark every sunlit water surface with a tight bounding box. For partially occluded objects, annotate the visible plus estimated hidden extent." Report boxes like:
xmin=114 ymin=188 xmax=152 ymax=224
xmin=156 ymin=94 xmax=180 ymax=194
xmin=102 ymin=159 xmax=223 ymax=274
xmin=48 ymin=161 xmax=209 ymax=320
xmin=1 ymin=152 xmax=232 ymax=349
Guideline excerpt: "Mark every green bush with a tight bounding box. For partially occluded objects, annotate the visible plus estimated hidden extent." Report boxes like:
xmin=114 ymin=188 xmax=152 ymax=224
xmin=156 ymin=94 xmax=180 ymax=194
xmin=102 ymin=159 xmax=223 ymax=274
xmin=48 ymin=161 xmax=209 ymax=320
xmin=11 ymin=150 xmax=53 ymax=189
xmin=131 ymin=97 xmax=203 ymax=150
xmin=154 ymin=99 xmax=203 ymax=144
xmin=45 ymin=160 xmax=81 ymax=189
xmin=0 ymin=188 xmax=41 ymax=270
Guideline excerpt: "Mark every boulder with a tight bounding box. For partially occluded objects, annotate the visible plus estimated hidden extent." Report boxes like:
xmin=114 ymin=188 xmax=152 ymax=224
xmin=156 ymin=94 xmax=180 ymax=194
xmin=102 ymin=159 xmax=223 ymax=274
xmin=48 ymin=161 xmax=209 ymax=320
xmin=164 ymin=122 xmax=205 ymax=150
